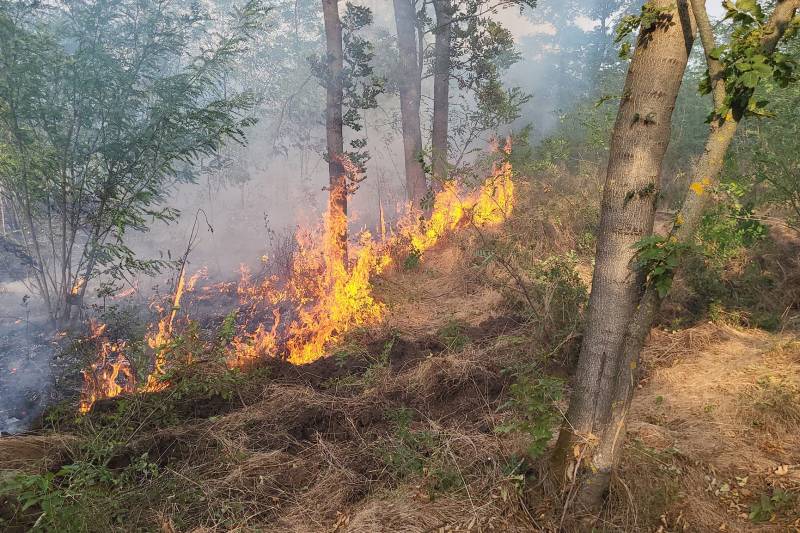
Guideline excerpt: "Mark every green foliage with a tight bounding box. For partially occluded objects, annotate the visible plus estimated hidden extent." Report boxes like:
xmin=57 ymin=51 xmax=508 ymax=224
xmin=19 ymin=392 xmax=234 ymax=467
xmin=698 ymin=183 xmax=767 ymax=266
xmin=437 ymin=319 xmax=470 ymax=352
xmin=0 ymin=0 xmax=269 ymax=321
xmin=731 ymin=37 xmax=800 ymax=233
xmin=218 ymin=311 xmax=239 ymax=346
xmin=168 ymin=367 xmax=248 ymax=404
xmin=748 ymin=488 xmax=793 ymax=523
xmin=403 ymin=246 xmax=422 ymax=271
xmin=679 ymin=183 xmax=779 ymax=328
xmin=381 ymin=408 xmax=461 ymax=494
xmin=0 ymin=452 xmax=160 ymax=531
xmin=506 ymin=253 xmax=588 ymax=355
xmin=445 ymin=3 xmax=532 ymax=166
xmin=310 ymin=2 xmax=384 ymax=175
xmin=633 ymin=235 xmax=692 ymax=298
xmin=615 ymin=2 xmax=674 ymax=59
xmin=496 ymin=376 xmax=564 ymax=458
xmin=702 ymin=1 xmax=800 ymax=120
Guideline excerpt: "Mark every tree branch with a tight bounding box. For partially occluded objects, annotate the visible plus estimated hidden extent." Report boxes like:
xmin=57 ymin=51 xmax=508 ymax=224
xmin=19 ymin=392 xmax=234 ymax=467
xmin=689 ymin=0 xmax=725 ymax=108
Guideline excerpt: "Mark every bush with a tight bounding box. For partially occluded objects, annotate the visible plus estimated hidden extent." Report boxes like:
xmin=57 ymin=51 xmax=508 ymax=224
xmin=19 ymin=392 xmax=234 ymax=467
xmin=680 ymin=185 xmax=782 ymax=329
xmin=505 ymin=253 xmax=588 ymax=357
xmin=495 ymin=375 xmax=564 ymax=458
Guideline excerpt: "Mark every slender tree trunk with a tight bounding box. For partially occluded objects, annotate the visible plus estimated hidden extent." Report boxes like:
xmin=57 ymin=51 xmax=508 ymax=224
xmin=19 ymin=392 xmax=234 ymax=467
xmin=600 ymin=0 xmax=800 ymax=492
xmin=551 ymin=0 xmax=696 ymax=513
xmin=322 ymin=0 xmax=347 ymax=264
xmin=431 ymin=0 xmax=452 ymax=185
xmin=393 ymin=0 xmax=426 ymax=205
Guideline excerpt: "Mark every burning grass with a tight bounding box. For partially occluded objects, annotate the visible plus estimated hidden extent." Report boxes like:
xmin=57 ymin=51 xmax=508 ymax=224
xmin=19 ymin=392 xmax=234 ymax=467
xmin=77 ymin=146 xmax=515 ymax=413
xmin=0 ymin=319 xmax=543 ymax=532
xmin=5 ymin=162 xmax=800 ymax=532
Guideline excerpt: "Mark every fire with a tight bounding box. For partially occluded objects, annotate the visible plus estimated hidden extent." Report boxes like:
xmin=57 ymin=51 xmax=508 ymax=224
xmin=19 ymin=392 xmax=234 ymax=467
xmin=70 ymin=277 xmax=85 ymax=296
xmin=400 ymin=142 xmax=514 ymax=254
xmin=78 ymin=144 xmax=515 ymax=411
xmin=143 ymin=268 xmax=188 ymax=391
xmin=78 ymin=320 xmax=136 ymax=413
xmin=229 ymin=141 xmax=514 ymax=366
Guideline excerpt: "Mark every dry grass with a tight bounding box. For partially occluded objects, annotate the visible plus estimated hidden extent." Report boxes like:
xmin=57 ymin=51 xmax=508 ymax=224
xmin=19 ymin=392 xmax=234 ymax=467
xmin=4 ymin=180 xmax=800 ymax=532
xmin=0 ymin=434 xmax=79 ymax=472
xmin=377 ymin=231 xmax=506 ymax=338
xmin=619 ymin=325 xmax=800 ymax=531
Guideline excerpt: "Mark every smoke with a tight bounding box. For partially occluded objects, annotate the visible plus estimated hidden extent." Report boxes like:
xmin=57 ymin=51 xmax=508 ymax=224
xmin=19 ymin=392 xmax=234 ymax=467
xmin=0 ymin=284 xmax=57 ymax=435
xmin=0 ymin=0 xmax=645 ymax=433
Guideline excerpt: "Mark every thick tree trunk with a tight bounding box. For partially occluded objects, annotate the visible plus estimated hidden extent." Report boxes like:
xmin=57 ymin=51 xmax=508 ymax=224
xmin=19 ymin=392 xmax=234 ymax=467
xmin=322 ymin=0 xmax=347 ymax=264
xmin=600 ymin=0 xmax=800 ymax=489
xmin=393 ymin=0 xmax=426 ymax=205
xmin=551 ymin=0 xmax=695 ymax=513
xmin=431 ymin=0 xmax=452 ymax=185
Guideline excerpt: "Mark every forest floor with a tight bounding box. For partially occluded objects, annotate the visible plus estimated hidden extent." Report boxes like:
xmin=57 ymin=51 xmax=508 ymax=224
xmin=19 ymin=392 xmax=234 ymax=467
xmin=1 ymin=189 xmax=799 ymax=531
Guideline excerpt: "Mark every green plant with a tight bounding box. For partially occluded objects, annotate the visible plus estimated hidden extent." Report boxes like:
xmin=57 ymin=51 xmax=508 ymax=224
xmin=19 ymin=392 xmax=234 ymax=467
xmin=749 ymin=488 xmax=793 ymax=523
xmin=698 ymin=183 xmax=767 ymax=266
xmin=403 ymin=246 xmax=422 ymax=270
xmin=0 ymin=0 xmax=268 ymax=323
xmin=496 ymin=375 xmax=564 ymax=458
xmin=633 ymin=235 xmax=692 ymax=298
xmin=381 ymin=408 xmax=461 ymax=495
xmin=505 ymin=253 xmax=587 ymax=356
xmin=704 ymin=0 xmax=799 ymax=121
xmin=615 ymin=2 xmax=675 ymax=59
xmin=437 ymin=320 xmax=470 ymax=352
xmin=0 ymin=451 xmax=160 ymax=531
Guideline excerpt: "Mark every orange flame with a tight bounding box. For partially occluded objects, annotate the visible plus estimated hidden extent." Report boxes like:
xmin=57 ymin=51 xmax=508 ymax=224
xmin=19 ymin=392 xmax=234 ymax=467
xmin=78 ymin=144 xmax=514 ymax=412
xmin=143 ymin=268 xmax=187 ymax=391
xmin=78 ymin=320 xmax=136 ymax=413
xmin=229 ymin=143 xmax=514 ymax=366
xmin=70 ymin=277 xmax=85 ymax=296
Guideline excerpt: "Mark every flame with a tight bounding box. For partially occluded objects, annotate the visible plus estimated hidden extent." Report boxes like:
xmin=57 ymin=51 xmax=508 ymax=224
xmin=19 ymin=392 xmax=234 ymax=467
xmin=143 ymin=268 xmax=187 ymax=391
xmin=186 ymin=267 xmax=207 ymax=292
xmin=78 ymin=320 xmax=136 ymax=413
xmin=400 ymin=143 xmax=514 ymax=254
xmin=229 ymin=142 xmax=514 ymax=366
xmin=78 ymin=144 xmax=514 ymax=412
xmin=70 ymin=277 xmax=85 ymax=296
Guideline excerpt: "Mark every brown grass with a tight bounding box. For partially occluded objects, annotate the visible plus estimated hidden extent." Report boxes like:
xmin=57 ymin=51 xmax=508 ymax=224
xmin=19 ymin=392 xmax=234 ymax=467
xmin=3 ymin=180 xmax=800 ymax=532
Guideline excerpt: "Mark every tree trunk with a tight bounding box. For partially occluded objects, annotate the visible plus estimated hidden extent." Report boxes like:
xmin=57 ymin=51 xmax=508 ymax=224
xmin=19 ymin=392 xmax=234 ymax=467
xmin=393 ymin=0 xmax=426 ymax=205
xmin=599 ymin=0 xmax=800 ymax=494
xmin=551 ymin=0 xmax=695 ymax=513
xmin=431 ymin=0 xmax=452 ymax=185
xmin=322 ymin=0 xmax=347 ymax=264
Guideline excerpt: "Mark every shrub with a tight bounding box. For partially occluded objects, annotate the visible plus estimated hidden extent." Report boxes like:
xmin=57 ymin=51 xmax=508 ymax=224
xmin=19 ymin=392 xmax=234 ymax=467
xmin=495 ymin=375 xmax=564 ymax=458
xmin=504 ymin=253 xmax=588 ymax=357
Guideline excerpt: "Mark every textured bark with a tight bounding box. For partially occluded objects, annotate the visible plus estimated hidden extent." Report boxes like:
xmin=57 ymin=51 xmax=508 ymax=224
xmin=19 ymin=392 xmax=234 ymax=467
xmin=393 ymin=0 xmax=426 ymax=205
xmin=431 ymin=0 xmax=452 ymax=185
xmin=551 ymin=0 xmax=696 ymax=513
xmin=322 ymin=0 xmax=347 ymax=264
xmin=599 ymin=0 xmax=800 ymax=486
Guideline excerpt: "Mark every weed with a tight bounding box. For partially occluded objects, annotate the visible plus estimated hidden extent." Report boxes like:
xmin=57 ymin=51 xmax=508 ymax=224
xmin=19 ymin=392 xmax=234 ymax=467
xmin=749 ymin=488 xmax=793 ymax=523
xmin=744 ymin=376 xmax=800 ymax=431
xmin=0 ymin=450 xmax=160 ymax=531
xmin=381 ymin=408 xmax=462 ymax=496
xmin=504 ymin=253 xmax=587 ymax=358
xmin=495 ymin=375 xmax=564 ymax=458
xmin=403 ymin=246 xmax=422 ymax=270
xmin=437 ymin=320 xmax=470 ymax=352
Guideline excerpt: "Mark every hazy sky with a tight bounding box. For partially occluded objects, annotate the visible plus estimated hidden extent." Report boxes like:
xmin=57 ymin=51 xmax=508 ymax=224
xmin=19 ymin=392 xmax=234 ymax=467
xmin=499 ymin=1 xmax=729 ymax=39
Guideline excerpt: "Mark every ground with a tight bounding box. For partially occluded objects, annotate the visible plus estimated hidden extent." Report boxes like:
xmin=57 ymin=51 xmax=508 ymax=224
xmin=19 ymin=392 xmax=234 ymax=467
xmin=0 ymin=210 xmax=799 ymax=532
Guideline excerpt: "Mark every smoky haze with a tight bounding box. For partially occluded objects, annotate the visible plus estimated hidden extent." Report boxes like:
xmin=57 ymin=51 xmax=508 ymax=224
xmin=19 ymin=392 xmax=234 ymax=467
xmin=0 ymin=0 xmax=672 ymax=433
